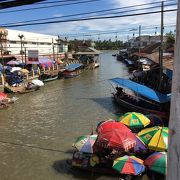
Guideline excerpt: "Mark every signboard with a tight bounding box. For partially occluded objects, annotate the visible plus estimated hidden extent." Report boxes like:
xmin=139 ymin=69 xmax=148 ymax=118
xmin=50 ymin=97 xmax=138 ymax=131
xmin=27 ymin=50 xmax=39 ymax=64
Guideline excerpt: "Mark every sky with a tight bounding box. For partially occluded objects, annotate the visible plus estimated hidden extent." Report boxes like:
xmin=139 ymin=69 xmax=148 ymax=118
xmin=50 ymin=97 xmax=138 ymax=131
xmin=0 ymin=0 xmax=177 ymax=41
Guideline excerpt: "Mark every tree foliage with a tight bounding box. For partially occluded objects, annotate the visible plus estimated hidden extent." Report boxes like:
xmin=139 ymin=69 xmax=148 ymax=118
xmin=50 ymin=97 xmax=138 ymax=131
xmin=94 ymin=40 xmax=124 ymax=50
xmin=165 ymin=31 xmax=175 ymax=48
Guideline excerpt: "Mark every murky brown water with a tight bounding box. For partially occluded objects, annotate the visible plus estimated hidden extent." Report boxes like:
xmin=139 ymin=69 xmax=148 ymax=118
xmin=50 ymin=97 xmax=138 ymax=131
xmin=0 ymin=51 xmax=130 ymax=180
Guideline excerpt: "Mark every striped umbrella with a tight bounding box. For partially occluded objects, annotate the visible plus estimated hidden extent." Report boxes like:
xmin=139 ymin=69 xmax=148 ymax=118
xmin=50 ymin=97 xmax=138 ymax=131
xmin=145 ymin=152 xmax=167 ymax=175
xmin=73 ymin=134 xmax=97 ymax=153
xmin=119 ymin=112 xmax=150 ymax=129
xmin=138 ymin=126 xmax=168 ymax=151
xmin=113 ymin=155 xmax=145 ymax=175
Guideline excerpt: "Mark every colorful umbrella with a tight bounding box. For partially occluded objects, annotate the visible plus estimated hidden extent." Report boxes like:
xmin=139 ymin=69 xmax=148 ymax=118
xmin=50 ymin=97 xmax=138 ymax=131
xmin=119 ymin=112 xmax=150 ymax=129
xmin=32 ymin=79 xmax=44 ymax=87
xmin=7 ymin=60 xmax=20 ymax=65
xmin=134 ymin=135 xmax=147 ymax=152
xmin=20 ymin=69 xmax=29 ymax=74
xmin=138 ymin=126 xmax=168 ymax=151
xmin=73 ymin=134 xmax=97 ymax=153
xmin=113 ymin=155 xmax=145 ymax=175
xmin=144 ymin=152 xmax=167 ymax=175
xmin=96 ymin=121 xmax=136 ymax=151
xmin=146 ymin=114 xmax=163 ymax=126
xmin=0 ymin=92 xmax=7 ymax=101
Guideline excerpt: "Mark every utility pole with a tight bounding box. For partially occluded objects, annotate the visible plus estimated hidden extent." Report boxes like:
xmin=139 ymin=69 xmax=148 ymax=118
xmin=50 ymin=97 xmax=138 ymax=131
xmin=0 ymin=31 xmax=4 ymax=73
xmin=167 ymin=1 xmax=180 ymax=180
xmin=18 ymin=34 xmax=24 ymax=62
xmin=52 ymin=38 xmax=55 ymax=60
xmin=159 ymin=1 xmax=164 ymax=91
xmin=56 ymin=35 xmax=61 ymax=61
xmin=138 ymin=25 xmax=141 ymax=61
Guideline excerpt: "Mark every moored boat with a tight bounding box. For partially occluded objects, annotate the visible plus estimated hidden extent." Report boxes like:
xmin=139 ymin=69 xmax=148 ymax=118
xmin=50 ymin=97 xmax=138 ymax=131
xmin=110 ymin=78 xmax=170 ymax=119
xmin=63 ymin=63 xmax=83 ymax=78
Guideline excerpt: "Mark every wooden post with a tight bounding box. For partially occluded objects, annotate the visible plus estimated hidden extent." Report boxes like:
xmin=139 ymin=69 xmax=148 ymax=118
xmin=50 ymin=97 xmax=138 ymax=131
xmin=1 ymin=74 xmax=4 ymax=85
xmin=37 ymin=67 xmax=40 ymax=75
xmin=167 ymin=1 xmax=180 ymax=180
xmin=32 ymin=69 xmax=34 ymax=78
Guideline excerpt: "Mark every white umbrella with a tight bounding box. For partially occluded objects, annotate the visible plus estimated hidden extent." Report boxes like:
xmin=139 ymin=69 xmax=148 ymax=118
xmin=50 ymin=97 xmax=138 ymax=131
xmin=32 ymin=79 xmax=44 ymax=87
xmin=11 ymin=67 xmax=22 ymax=72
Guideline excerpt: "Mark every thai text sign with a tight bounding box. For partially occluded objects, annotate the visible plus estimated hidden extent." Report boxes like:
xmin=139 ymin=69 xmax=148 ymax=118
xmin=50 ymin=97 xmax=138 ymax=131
xmin=28 ymin=50 xmax=39 ymax=62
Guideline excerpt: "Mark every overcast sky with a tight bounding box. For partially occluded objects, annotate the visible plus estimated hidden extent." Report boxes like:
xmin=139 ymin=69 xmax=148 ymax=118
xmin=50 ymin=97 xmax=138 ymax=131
xmin=0 ymin=0 xmax=177 ymax=41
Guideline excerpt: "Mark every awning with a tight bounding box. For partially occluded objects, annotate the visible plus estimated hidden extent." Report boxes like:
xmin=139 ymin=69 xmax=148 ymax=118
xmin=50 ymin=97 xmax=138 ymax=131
xmin=65 ymin=63 xmax=82 ymax=71
xmin=110 ymin=78 xmax=171 ymax=103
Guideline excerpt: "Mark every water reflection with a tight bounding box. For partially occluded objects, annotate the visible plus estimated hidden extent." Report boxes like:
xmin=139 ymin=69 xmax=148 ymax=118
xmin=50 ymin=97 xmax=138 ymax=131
xmin=0 ymin=52 xmax=129 ymax=179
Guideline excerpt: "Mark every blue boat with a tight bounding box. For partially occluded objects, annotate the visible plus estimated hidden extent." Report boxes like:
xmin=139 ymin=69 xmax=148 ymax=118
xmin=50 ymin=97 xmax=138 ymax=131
xmin=110 ymin=78 xmax=171 ymax=119
xmin=63 ymin=63 xmax=83 ymax=78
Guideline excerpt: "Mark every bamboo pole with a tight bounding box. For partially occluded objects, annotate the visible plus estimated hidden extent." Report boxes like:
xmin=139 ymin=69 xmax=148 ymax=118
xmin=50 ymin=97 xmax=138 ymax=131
xmin=167 ymin=1 xmax=180 ymax=179
xmin=1 ymin=74 xmax=4 ymax=85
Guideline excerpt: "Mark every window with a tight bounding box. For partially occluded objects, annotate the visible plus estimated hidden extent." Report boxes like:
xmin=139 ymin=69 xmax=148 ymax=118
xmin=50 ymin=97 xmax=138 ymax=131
xmin=10 ymin=41 xmax=17 ymax=44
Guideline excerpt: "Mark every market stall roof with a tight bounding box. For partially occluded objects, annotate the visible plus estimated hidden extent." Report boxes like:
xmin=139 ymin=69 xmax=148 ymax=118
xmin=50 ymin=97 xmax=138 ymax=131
xmin=110 ymin=77 xmax=171 ymax=103
xmin=75 ymin=47 xmax=101 ymax=55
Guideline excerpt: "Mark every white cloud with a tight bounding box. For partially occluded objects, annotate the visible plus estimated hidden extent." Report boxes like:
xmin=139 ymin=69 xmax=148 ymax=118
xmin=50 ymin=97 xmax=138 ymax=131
xmin=33 ymin=0 xmax=177 ymax=42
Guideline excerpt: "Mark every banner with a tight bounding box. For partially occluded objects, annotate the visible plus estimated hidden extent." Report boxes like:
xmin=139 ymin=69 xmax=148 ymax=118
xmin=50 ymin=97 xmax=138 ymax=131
xmin=27 ymin=50 xmax=39 ymax=64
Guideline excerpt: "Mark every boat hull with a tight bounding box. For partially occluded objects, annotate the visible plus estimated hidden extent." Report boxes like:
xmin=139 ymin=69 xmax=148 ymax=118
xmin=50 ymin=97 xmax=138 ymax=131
xmin=113 ymin=93 xmax=167 ymax=119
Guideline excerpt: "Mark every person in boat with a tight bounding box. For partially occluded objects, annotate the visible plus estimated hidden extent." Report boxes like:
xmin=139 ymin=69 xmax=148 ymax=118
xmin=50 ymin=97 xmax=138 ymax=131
xmin=116 ymin=86 xmax=123 ymax=96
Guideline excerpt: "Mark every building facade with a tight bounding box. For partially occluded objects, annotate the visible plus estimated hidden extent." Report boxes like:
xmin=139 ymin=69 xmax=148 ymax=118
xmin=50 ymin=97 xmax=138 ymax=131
xmin=0 ymin=28 xmax=68 ymax=58
xmin=128 ymin=35 xmax=167 ymax=48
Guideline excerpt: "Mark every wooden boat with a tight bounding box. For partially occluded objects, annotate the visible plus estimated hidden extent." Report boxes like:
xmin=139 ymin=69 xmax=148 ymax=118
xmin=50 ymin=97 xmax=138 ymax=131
xmin=69 ymin=151 xmax=118 ymax=175
xmin=110 ymin=78 xmax=170 ymax=119
xmin=39 ymin=73 xmax=58 ymax=82
xmin=63 ymin=63 xmax=82 ymax=78
xmin=43 ymin=76 xmax=58 ymax=82
xmin=4 ymin=84 xmax=40 ymax=94
xmin=113 ymin=93 xmax=167 ymax=119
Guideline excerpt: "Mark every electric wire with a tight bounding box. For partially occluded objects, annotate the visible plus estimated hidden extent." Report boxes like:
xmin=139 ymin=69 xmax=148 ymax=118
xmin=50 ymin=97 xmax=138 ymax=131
xmin=1 ymin=2 xmax=177 ymax=26
xmin=0 ymin=0 xmax=103 ymax=14
xmin=2 ymin=8 xmax=177 ymax=28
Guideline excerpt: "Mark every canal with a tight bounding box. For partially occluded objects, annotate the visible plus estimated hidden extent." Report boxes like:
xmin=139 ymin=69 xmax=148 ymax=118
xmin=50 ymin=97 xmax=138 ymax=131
xmin=0 ymin=51 xmax=130 ymax=180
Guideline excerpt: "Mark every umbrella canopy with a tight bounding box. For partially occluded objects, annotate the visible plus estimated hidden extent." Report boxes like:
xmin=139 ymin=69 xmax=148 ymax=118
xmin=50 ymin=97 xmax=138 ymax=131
xmin=20 ymin=69 xmax=29 ymax=74
xmin=113 ymin=155 xmax=145 ymax=175
xmin=134 ymin=135 xmax=147 ymax=152
xmin=96 ymin=121 xmax=136 ymax=151
xmin=119 ymin=112 xmax=150 ymax=129
xmin=144 ymin=152 xmax=167 ymax=175
xmin=146 ymin=114 xmax=163 ymax=126
xmin=0 ymin=92 xmax=7 ymax=101
xmin=73 ymin=134 xmax=97 ymax=153
xmin=32 ymin=79 xmax=44 ymax=87
xmin=7 ymin=60 xmax=20 ymax=65
xmin=11 ymin=67 xmax=22 ymax=72
xmin=138 ymin=126 xmax=168 ymax=151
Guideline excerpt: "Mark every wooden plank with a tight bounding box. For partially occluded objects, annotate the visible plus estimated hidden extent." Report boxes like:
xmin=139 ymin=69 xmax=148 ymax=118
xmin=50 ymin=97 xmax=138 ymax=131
xmin=167 ymin=1 xmax=180 ymax=180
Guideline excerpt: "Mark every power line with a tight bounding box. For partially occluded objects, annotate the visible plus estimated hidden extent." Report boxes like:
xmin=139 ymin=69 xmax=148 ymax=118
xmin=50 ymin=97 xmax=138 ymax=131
xmin=2 ymin=8 xmax=177 ymax=28
xmin=1 ymin=2 xmax=177 ymax=26
xmin=0 ymin=0 xmax=103 ymax=14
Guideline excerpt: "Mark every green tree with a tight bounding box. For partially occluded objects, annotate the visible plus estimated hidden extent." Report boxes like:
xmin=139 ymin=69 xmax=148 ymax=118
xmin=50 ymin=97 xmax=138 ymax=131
xmin=165 ymin=31 xmax=175 ymax=49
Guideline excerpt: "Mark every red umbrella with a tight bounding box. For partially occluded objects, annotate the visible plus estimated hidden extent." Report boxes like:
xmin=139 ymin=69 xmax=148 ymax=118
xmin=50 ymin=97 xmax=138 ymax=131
xmin=0 ymin=92 xmax=7 ymax=101
xmin=96 ymin=121 xmax=136 ymax=151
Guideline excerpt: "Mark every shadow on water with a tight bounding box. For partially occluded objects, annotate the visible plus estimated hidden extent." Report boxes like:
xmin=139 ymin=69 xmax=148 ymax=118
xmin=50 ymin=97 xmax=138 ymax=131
xmin=78 ymin=96 xmax=125 ymax=117
xmin=52 ymin=159 xmax=119 ymax=180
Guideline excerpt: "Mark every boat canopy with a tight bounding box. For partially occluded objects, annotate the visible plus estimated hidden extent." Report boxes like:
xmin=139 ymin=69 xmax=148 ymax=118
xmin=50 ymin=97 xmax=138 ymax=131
xmin=110 ymin=78 xmax=171 ymax=103
xmin=65 ymin=63 xmax=82 ymax=71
